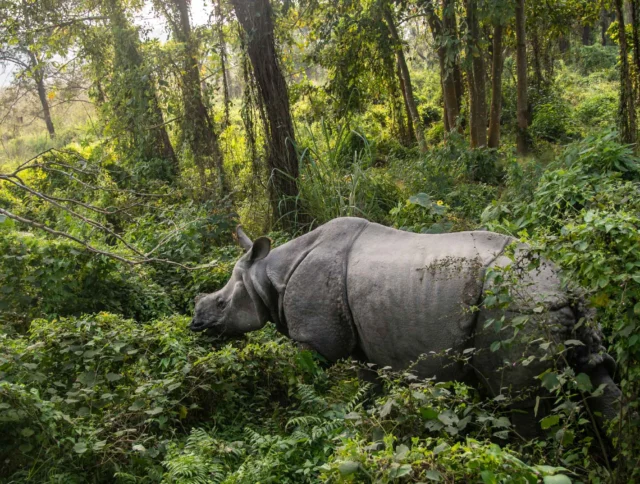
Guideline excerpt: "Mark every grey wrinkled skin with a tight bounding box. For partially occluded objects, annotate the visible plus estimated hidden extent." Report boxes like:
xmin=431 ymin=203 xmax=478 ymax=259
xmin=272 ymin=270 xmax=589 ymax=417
xmin=191 ymin=217 xmax=621 ymax=433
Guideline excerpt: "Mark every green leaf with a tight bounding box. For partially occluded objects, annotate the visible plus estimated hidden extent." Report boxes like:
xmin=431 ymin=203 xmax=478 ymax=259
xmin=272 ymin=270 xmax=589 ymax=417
xmin=575 ymin=373 xmax=593 ymax=392
xmin=433 ymin=442 xmax=449 ymax=455
xmin=338 ymin=461 xmax=359 ymax=476
xmin=145 ymin=407 xmax=163 ymax=416
xmin=425 ymin=469 xmax=442 ymax=481
xmin=490 ymin=340 xmax=501 ymax=352
xmin=540 ymin=414 xmax=560 ymax=429
xmin=21 ymin=428 xmax=34 ymax=437
xmin=541 ymin=372 xmax=560 ymax=391
xmin=106 ymin=373 xmax=122 ymax=382
xmin=543 ymin=476 xmax=571 ymax=484
xmin=393 ymin=464 xmax=412 ymax=477
xmin=408 ymin=193 xmax=431 ymax=208
xmin=481 ymin=470 xmax=498 ymax=484
xmin=420 ymin=407 xmax=439 ymax=420
xmin=73 ymin=442 xmax=88 ymax=454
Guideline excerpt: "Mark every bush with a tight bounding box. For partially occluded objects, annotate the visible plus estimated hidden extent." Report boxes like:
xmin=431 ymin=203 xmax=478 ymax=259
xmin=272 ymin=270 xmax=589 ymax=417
xmin=575 ymin=92 xmax=617 ymax=129
xmin=571 ymin=44 xmax=618 ymax=76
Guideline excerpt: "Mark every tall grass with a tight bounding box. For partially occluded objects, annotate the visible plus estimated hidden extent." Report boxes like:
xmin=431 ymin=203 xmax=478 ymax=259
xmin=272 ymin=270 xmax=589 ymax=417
xmin=288 ymin=120 xmax=400 ymax=229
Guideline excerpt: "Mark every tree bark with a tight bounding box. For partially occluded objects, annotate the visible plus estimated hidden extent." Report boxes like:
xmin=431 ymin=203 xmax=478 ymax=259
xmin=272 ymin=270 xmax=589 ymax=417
xmin=582 ymin=24 xmax=592 ymax=45
xmin=231 ymin=0 xmax=301 ymax=228
xmin=488 ymin=23 xmax=503 ymax=149
xmin=425 ymin=0 xmax=460 ymax=132
xmin=105 ymin=0 xmax=179 ymax=178
xmin=614 ymin=0 xmax=637 ymax=145
xmin=216 ymin=0 xmax=231 ymax=128
xmin=383 ymin=6 xmax=426 ymax=152
xmin=168 ymin=0 xmax=227 ymax=194
xmin=631 ymin=0 xmax=640 ymax=74
xmin=396 ymin=61 xmax=416 ymax=143
xmin=444 ymin=0 xmax=464 ymax=120
xmin=28 ymin=51 xmax=55 ymax=139
xmin=515 ymin=0 xmax=529 ymax=155
xmin=464 ymin=0 xmax=487 ymax=148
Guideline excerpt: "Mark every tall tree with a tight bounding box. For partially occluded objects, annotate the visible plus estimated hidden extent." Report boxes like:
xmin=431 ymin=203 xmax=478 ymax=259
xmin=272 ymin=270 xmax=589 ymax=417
xmin=487 ymin=20 xmax=504 ymax=149
xmin=231 ymin=0 xmax=301 ymax=228
xmin=100 ymin=0 xmax=179 ymax=179
xmin=154 ymin=0 xmax=227 ymax=194
xmin=614 ymin=0 xmax=637 ymax=145
xmin=424 ymin=0 xmax=462 ymax=133
xmin=464 ymin=0 xmax=487 ymax=148
xmin=382 ymin=4 xmax=426 ymax=152
xmin=515 ymin=0 xmax=529 ymax=155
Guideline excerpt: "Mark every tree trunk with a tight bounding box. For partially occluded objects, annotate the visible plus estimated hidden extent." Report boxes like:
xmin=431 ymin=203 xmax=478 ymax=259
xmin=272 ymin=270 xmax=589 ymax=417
xmin=601 ymin=9 xmax=610 ymax=45
xmin=216 ymin=0 xmax=231 ymax=128
xmin=615 ymin=0 xmax=637 ymax=145
xmin=631 ymin=0 xmax=640 ymax=74
xmin=383 ymin=6 xmax=426 ymax=152
xmin=444 ymin=0 xmax=464 ymax=120
xmin=105 ymin=0 xmax=179 ymax=179
xmin=231 ymin=0 xmax=301 ymax=228
xmin=425 ymin=1 xmax=460 ymax=132
xmin=582 ymin=24 xmax=592 ymax=45
xmin=27 ymin=51 xmax=55 ymax=139
xmin=515 ymin=0 xmax=529 ymax=155
xmin=559 ymin=35 xmax=570 ymax=53
xmin=488 ymin=23 xmax=503 ymax=149
xmin=464 ymin=0 xmax=487 ymax=148
xmin=169 ymin=0 xmax=227 ymax=194
xmin=396 ymin=61 xmax=416 ymax=143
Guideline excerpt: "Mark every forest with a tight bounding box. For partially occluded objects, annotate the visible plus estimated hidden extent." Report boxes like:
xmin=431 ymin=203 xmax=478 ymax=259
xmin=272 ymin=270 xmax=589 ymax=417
xmin=1 ymin=0 xmax=640 ymax=482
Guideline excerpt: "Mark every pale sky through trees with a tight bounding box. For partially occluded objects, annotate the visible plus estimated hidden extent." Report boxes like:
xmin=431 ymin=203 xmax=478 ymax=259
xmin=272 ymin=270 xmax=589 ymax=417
xmin=0 ymin=0 xmax=210 ymax=87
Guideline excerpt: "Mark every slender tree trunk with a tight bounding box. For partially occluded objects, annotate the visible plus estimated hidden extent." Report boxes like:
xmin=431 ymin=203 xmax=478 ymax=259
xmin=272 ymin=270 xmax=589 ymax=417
xmin=444 ymin=2 xmax=464 ymax=121
xmin=27 ymin=51 xmax=55 ymax=139
xmin=601 ymin=9 xmax=610 ymax=45
xmin=105 ymin=0 xmax=178 ymax=179
xmin=383 ymin=6 xmax=426 ymax=152
xmin=216 ymin=0 xmax=231 ymax=128
xmin=231 ymin=0 xmax=301 ymax=228
xmin=515 ymin=0 xmax=529 ymax=155
xmin=465 ymin=0 xmax=487 ymax=148
xmin=488 ymin=23 xmax=503 ymax=149
xmin=582 ymin=24 xmax=592 ymax=45
xmin=615 ymin=0 xmax=637 ymax=145
xmin=425 ymin=1 xmax=460 ymax=132
xmin=396 ymin=62 xmax=416 ymax=143
xmin=631 ymin=0 xmax=640 ymax=74
xmin=169 ymin=0 xmax=227 ymax=194
xmin=559 ymin=35 xmax=570 ymax=53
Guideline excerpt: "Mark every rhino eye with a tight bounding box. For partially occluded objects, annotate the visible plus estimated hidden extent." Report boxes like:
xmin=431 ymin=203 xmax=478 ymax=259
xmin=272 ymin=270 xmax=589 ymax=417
xmin=216 ymin=299 xmax=226 ymax=310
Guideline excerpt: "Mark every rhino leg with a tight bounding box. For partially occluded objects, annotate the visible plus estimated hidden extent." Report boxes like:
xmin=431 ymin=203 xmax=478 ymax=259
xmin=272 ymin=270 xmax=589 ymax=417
xmin=586 ymin=364 xmax=622 ymax=429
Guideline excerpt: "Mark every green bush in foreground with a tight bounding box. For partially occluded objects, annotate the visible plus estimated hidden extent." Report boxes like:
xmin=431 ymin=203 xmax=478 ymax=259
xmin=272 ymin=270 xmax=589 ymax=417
xmin=1 ymin=312 xmax=610 ymax=483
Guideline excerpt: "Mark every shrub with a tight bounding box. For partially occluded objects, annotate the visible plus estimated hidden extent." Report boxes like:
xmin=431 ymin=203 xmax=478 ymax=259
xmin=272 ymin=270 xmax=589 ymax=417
xmin=575 ymin=92 xmax=617 ymax=129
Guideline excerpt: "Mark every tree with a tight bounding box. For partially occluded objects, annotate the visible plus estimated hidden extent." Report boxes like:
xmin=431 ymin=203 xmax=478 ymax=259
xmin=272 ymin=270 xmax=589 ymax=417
xmin=154 ymin=0 xmax=227 ymax=193
xmin=614 ymin=0 xmax=637 ymax=145
xmin=92 ymin=0 xmax=179 ymax=181
xmin=487 ymin=20 xmax=504 ymax=149
xmin=231 ymin=0 xmax=301 ymax=228
xmin=382 ymin=3 xmax=426 ymax=152
xmin=0 ymin=0 xmax=70 ymax=138
xmin=515 ymin=0 xmax=529 ymax=155
xmin=423 ymin=0 xmax=462 ymax=133
xmin=464 ymin=0 xmax=487 ymax=148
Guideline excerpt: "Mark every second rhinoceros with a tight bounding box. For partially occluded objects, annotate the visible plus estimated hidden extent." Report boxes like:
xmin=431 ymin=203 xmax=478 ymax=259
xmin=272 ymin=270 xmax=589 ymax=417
xmin=190 ymin=217 xmax=620 ymax=429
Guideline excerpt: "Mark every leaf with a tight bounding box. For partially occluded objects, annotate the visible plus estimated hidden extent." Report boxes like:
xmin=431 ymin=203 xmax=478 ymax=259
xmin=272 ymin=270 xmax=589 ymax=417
xmin=394 ymin=444 xmax=410 ymax=460
xmin=393 ymin=464 xmax=412 ymax=477
xmin=575 ymin=373 xmax=593 ymax=392
xmin=543 ymin=476 xmax=572 ymax=484
xmin=128 ymin=400 xmax=145 ymax=411
xmin=106 ymin=373 xmax=122 ymax=382
xmin=540 ymin=414 xmax=560 ymax=429
xmin=145 ymin=407 xmax=163 ymax=415
xmin=490 ymin=340 xmax=501 ymax=352
xmin=433 ymin=442 xmax=449 ymax=455
xmin=563 ymin=340 xmax=584 ymax=346
xmin=338 ymin=461 xmax=359 ymax=476
xmin=420 ymin=407 xmax=439 ymax=420
xmin=73 ymin=442 xmax=88 ymax=454
xmin=380 ymin=398 xmax=395 ymax=418
xmin=481 ymin=470 xmax=498 ymax=484
xmin=21 ymin=428 xmax=34 ymax=437
xmin=425 ymin=469 xmax=442 ymax=481
xmin=540 ymin=372 xmax=560 ymax=391
xmin=409 ymin=193 xmax=431 ymax=208
xmin=132 ymin=444 xmax=146 ymax=452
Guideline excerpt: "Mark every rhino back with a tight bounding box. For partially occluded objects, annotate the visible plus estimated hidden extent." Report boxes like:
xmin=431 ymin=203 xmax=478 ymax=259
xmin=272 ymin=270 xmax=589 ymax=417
xmin=347 ymin=222 xmax=512 ymax=379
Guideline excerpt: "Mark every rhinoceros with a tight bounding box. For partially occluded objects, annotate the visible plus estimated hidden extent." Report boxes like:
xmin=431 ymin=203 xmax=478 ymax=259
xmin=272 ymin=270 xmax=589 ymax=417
xmin=190 ymin=217 xmax=620 ymax=431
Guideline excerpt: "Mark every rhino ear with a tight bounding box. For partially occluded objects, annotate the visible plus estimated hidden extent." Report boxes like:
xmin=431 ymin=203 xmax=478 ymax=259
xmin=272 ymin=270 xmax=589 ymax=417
xmin=236 ymin=225 xmax=253 ymax=252
xmin=249 ymin=237 xmax=271 ymax=262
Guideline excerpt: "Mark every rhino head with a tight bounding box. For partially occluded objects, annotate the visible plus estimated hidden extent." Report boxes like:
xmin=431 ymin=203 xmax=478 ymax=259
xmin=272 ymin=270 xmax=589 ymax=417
xmin=190 ymin=226 xmax=271 ymax=336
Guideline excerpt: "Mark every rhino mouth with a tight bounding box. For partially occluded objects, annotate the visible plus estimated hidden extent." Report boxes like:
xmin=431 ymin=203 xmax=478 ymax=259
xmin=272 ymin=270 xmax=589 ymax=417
xmin=190 ymin=318 xmax=218 ymax=332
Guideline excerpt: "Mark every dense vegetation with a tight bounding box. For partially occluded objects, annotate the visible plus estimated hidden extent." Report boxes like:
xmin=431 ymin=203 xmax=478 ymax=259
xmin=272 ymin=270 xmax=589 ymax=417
xmin=1 ymin=0 xmax=640 ymax=482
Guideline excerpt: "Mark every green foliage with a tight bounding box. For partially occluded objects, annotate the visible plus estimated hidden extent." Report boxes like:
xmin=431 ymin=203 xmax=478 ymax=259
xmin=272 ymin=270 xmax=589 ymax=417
xmin=0 ymin=231 xmax=172 ymax=325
